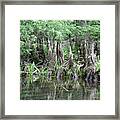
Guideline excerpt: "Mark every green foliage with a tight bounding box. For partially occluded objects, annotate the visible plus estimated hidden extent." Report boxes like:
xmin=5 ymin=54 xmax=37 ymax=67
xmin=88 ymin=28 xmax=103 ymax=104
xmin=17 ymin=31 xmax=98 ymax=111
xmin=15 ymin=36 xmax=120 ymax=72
xmin=20 ymin=20 xmax=100 ymax=61
xmin=63 ymin=46 xmax=69 ymax=59
xmin=26 ymin=62 xmax=40 ymax=87
xmin=20 ymin=19 xmax=100 ymax=78
xmin=95 ymin=59 xmax=100 ymax=72
xmin=20 ymin=20 xmax=100 ymax=42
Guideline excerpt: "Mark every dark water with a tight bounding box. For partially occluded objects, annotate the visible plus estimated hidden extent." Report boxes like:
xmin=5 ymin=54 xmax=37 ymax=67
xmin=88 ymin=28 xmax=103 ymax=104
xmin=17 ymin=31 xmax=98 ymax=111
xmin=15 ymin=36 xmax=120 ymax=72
xmin=20 ymin=79 xmax=100 ymax=100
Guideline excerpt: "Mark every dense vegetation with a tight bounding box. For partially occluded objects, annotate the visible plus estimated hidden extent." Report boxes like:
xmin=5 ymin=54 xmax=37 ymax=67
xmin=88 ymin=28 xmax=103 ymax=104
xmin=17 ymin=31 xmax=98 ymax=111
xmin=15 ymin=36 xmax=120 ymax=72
xmin=20 ymin=20 xmax=100 ymax=100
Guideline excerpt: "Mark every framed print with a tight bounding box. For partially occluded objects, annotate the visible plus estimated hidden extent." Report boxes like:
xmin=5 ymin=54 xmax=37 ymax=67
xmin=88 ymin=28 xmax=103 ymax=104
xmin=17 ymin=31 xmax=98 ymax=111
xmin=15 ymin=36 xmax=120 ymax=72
xmin=0 ymin=0 xmax=119 ymax=119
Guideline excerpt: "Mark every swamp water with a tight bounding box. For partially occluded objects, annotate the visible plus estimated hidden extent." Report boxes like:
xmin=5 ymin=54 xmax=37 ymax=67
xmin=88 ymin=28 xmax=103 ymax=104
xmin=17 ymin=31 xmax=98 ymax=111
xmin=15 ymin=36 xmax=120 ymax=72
xmin=20 ymin=77 xmax=100 ymax=100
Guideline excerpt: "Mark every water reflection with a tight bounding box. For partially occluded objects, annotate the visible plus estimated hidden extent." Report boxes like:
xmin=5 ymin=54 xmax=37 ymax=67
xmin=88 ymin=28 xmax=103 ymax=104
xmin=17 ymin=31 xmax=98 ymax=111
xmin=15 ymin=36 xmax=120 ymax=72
xmin=20 ymin=77 xmax=100 ymax=100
